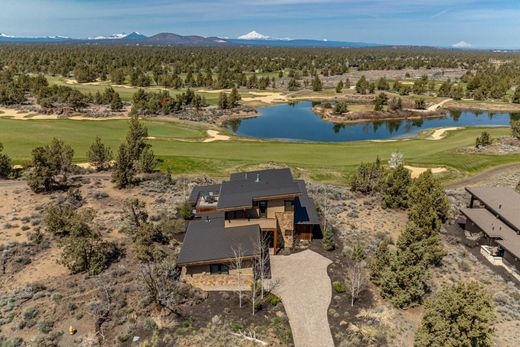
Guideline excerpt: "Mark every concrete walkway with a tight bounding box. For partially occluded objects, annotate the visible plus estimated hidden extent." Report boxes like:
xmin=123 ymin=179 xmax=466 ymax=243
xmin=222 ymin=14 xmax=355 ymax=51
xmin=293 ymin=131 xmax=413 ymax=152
xmin=267 ymin=249 xmax=334 ymax=347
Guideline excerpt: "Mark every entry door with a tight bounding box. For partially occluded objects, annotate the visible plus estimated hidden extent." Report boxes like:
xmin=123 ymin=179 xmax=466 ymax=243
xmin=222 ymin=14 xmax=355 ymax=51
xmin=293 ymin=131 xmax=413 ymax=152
xmin=259 ymin=201 xmax=268 ymax=218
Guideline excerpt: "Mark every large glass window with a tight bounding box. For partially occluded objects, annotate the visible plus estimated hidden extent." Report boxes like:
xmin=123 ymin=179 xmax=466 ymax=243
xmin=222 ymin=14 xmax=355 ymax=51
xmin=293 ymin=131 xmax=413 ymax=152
xmin=210 ymin=264 xmax=229 ymax=274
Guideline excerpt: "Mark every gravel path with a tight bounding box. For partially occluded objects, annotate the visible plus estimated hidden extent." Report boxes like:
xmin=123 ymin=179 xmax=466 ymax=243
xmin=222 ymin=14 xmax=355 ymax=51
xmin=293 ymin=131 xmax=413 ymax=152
xmin=267 ymin=249 xmax=334 ymax=347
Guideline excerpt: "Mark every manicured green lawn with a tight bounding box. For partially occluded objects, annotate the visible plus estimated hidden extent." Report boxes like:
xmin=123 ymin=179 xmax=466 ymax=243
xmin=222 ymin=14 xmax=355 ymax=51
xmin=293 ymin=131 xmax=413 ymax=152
xmin=0 ymin=117 xmax=518 ymax=183
xmin=46 ymin=76 xmax=281 ymax=105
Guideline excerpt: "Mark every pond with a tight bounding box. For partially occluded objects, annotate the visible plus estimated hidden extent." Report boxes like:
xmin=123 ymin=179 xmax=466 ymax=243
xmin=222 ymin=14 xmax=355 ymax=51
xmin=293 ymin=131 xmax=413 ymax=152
xmin=225 ymin=101 xmax=516 ymax=142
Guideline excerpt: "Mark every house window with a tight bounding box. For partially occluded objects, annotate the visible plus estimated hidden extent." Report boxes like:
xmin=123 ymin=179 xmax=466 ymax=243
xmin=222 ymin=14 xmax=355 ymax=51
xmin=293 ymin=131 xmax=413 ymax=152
xmin=210 ymin=264 xmax=229 ymax=274
xmin=284 ymin=200 xmax=293 ymax=212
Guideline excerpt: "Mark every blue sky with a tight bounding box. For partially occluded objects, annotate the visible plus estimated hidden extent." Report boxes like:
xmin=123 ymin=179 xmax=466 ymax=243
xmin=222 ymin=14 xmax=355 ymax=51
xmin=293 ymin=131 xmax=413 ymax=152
xmin=1 ymin=0 xmax=520 ymax=48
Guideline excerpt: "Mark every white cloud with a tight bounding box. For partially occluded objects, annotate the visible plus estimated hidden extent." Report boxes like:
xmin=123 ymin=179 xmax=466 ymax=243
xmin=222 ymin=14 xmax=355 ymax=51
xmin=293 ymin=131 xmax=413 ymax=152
xmin=452 ymin=40 xmax=472 ymax=48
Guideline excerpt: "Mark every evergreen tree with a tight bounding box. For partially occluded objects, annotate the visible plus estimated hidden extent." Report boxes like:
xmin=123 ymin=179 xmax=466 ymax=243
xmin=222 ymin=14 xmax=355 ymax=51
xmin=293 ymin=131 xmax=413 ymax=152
xmin=27 ymin=138 xmax=74 ymax=192
xmin=350 ymin=157 xmax=386 ymax=194
xmin=396 ymin=221 xmax=446 ymax=267
xmin=408 ymin=170 xmax=450 ymax=223
xmin=112 ymin=143 xmax=135 ymax=188
xmin=126 ymin=115 xmax=149 ymax=162
xmin=382 ymin=164 xmax=412 ymax=209
xmin=333 ymin=101 xmax=349 ymax=114
xmin=512 ymin=88 xmax=520 ymax=104
xmin=139 ymin=147 xmax=157 ymax=173
xmin=110 ymin=92 xmax=123 ymax=111
xmin=312 ymin=74 xmax=323 ymax=92
xmin=228 ymin=87 xmax=241 ymax=108
xmin=335 ymin=80 xmax=344 ymax=93
xmin=415 ymin=282 xmax=495 ymax=347
xmin=378 ymin=251 xmax=431 ymax=308
xmin=321 ymin=227 xmax=336 ymax=251
xmin=511 ymin=119 xmax=520 ymax=139
xmin=356 ymin=75 xmax=369 ymax=94
xmin=369 ymin=240 xmax=391 ymax=285
xmin=0 ymin=143 xmax=12 ymax=179
xmin=218 ymin=92 xmax=228 ymax=109
xmin=86 ymin=137 xmax=113 ymax=171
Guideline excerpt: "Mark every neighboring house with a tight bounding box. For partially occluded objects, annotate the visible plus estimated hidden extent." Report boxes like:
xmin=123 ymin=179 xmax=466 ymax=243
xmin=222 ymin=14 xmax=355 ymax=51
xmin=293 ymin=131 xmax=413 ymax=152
xmin=177 ymin=168 xmax=321 ymax=289
xmin=460 ymin=186 xmax=520 ymax=280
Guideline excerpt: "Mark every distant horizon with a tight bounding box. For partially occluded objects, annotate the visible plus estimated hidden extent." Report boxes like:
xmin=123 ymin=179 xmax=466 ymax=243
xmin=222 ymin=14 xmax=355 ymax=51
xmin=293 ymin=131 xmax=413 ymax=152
xmin=2 ymin=1 xmax=520 ymax=49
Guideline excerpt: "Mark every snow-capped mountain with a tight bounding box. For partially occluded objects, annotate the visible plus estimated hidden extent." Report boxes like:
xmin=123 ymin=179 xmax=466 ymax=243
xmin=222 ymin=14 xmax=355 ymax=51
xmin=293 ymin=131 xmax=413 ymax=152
xmin=238 ymin=31 xmax=271 ymax=40
xmin=0 ymin=33 xmax=15 ymax=38
xmin=88 ymin=32 xmax=147 ymax=40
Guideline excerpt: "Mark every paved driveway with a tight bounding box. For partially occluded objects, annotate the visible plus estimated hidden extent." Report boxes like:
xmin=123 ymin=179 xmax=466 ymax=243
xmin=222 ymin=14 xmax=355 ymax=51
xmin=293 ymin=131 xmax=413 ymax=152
xmin=267 ymin=249 xmax=334 ymax=347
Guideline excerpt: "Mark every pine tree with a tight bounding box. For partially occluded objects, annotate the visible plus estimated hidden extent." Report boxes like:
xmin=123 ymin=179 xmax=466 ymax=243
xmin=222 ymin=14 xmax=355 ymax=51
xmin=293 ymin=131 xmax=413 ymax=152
xmin=369 ymin=240 xmax=391 ymax=285
xmin=415 ymin=282 xmax=495 ymax=347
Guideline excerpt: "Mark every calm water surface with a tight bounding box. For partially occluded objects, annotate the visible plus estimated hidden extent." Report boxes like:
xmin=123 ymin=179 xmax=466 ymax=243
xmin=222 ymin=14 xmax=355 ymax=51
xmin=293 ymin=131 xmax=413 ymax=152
xmin=225 ymin=102 xmax=515 ymax=142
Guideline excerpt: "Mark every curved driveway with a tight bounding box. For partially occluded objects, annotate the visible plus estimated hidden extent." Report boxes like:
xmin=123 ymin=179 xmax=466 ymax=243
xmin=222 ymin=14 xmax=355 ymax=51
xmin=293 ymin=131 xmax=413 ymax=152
xmin=268 ymin=249 xmax=334 ymax=347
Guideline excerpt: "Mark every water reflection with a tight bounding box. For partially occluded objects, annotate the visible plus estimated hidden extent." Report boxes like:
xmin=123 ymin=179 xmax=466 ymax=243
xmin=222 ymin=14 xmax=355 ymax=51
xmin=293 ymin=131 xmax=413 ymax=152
xmin=224 ymin=102 xmax=512 ymax=142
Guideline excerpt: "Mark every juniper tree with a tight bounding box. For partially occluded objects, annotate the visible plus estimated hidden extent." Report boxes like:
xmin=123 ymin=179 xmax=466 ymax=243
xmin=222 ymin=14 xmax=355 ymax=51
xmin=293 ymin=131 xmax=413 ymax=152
xmin=0 ymin=143 xmax=12 ymax=179
xmin=382 ymin=164 xmax=412 ymax=209
xmin=312 ymin=74 xmax=323 ymax=92
xmin=408 ymin=170 xmax=449 ymax=223
xmin=511 ymin=119 xmax=520 ymax=139
xmin=415 ymin=282 xmax=495 ymax=347
xmin=87 ymin=137 xmax=113 ymax=171
xmin=335 ymin=80 xmax=344 ymax=93
xmin=112 ymin=143 xmax=136 ymax=188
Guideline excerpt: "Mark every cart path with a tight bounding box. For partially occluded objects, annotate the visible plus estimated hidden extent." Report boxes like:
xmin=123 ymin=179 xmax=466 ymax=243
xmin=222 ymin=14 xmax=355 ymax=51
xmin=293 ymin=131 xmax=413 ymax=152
xmin=445 ymin=162 xmax=520 ymax=189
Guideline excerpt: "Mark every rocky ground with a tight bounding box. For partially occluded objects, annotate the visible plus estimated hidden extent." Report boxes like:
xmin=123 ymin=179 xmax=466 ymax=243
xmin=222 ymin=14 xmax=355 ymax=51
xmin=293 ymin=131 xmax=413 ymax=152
xmin=305 ymin=171 xmax=520 ymax=347
xmin=458 ymin=136 xmax=520 ymax=155
xmin=1 ymin=166 xmax=519 ymax=346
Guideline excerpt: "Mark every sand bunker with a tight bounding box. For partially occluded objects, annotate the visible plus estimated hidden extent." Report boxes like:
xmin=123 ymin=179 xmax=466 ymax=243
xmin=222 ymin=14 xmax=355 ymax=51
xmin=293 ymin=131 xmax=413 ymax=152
xmin=203 ymin=130 xmax=230 ymax=143
xmin=404 ymin=165 xmax=448 ymax=178
xmin=428 ymin=127 xmax=462 ymax=140
xmin=242 ymin=92 xmax=288 ymax=104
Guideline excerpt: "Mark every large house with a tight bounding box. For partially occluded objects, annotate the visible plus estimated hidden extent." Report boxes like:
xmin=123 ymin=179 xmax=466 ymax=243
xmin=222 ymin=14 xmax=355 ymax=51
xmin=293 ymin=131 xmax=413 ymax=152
xmin=177 ymin=168 xmax=321 ymax=289
xmin=460 ymin=186 xmax=520 ymax=281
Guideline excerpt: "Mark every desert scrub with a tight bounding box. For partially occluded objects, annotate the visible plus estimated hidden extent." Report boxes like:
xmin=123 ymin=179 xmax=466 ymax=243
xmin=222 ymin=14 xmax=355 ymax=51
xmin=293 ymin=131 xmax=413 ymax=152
xmin=333 ymin=281 xmax=346 ymax=293
xmin=37 ymin=319 xmax=54 ymax=334
xmin=266 ymin=293 xmax=282 ymax=306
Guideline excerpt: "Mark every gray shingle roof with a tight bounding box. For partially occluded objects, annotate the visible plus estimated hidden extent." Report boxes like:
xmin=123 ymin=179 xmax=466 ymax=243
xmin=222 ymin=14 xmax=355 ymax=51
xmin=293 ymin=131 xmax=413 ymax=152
xmin=177 ymin=218 xmax=260 ymax=266
xmin=217 ymin=168 xmax=301 ymax=210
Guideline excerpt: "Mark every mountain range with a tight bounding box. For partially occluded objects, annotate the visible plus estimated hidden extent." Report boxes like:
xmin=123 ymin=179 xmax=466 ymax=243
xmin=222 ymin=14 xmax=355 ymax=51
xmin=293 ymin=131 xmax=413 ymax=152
xmin=0 ymin=30 xmax=382 ymax=48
